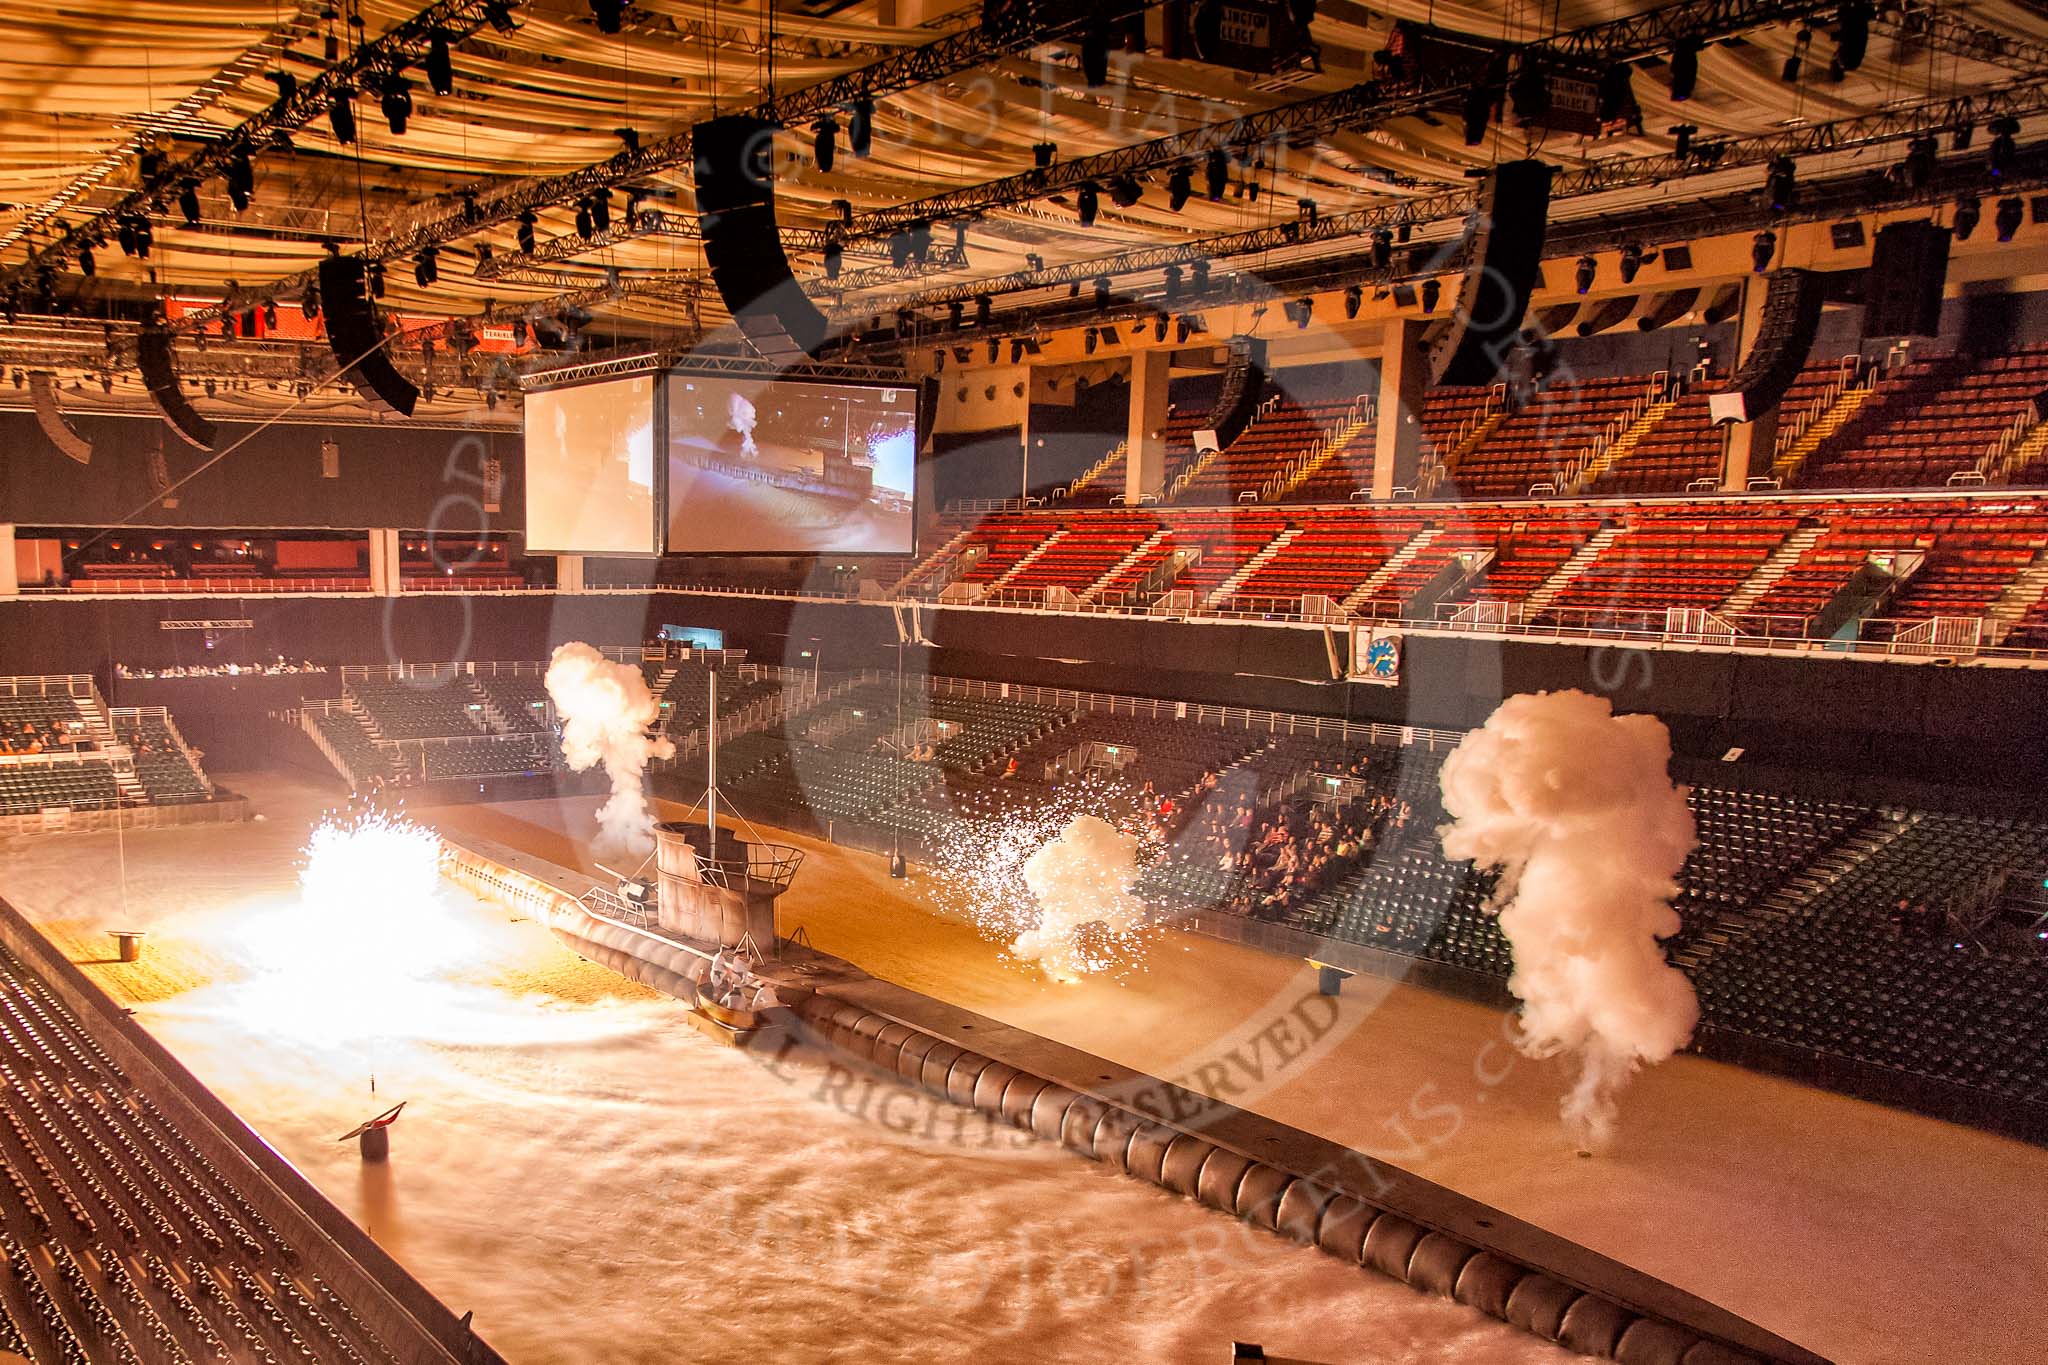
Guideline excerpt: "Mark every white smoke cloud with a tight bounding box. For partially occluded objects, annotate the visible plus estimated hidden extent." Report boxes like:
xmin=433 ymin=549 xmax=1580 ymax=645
xmin=1013 ymin=815 xmax=1146 ymax=983
xmin=545 ymin=642 xmax=675 ymax=856
xmin=727 ymin=391 xmax=758 ymax=458
xmin=1437 ymin=689 xmax=1699 ymax=1153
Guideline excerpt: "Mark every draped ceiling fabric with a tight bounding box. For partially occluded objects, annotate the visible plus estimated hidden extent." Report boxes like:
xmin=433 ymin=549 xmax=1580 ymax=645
xmin=1 ymin=0 xmax=2046 ymax=425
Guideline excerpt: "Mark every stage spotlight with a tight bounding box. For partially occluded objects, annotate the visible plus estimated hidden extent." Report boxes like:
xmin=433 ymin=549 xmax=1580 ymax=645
xmin=616 ymin=126 xmax=640 ymax=156
xmin=1953 ymin=195 xmax=1981 ymax=241
xmin=1671 ymin=124 xmax=1696 ymax=160
xmin=1191 ymin=259 xmax=1210 ymax=291
xmin=414 ymin=247 xmax=439 ymax=287
xmin=77 ymin=245 xmax=94 ymax=278
xmin=1077 ymin=181 xmax=1099 ymax=226
xmin=1108 ymin=176 xmax=1141 ymax=209
xmin=300 ymin=282 xmax=320 ymax=319
xmin=1369 ymin=228 xmax=1392 ymax=270
xmin=1751 ymin=229 xmax=1777 ymax=272
xmin=426 ymin=29 xmax=454 ymax=95
xmin=814 ymin=116 xmax=837 ymax=172
xmin=1995 ymin=196 xmax=2024 ymax=242
xmin=975 ymin=294 xmax=992 ymax=327
xmin=1080 ymin=22 xmax=1109 ymax=86
xmin=266 ymin=70 xmax=298 ymax=109
xmin=1297 ymin=197 xmax=1317 ymax=227
xmin=1205 ymin=148 xmax=1228 ymax=200
xmin=516 ymin=210 xmax=537 ymax=254
xmin=1669 ymin=37 xmax=1700 ymax=101
xmin=1175 ymin=316 xmax=1193 ymax=342
xmin=590 ymin=189 xmax=611 ymax=234
xmin=1510 ymin=59 xmax=1550 ymax=122
xmin=1168 ymin=165 xmax=1192 ymax=211
xmin=1154 ymin=313 xmax=1168 ymax=341
xmin=1420 ymin=278 xmax=1440 ymax=313
xmin=262 ymin=299 xmax=278 ymax=330
xmin=1952 ymin=120 xmax=1974 ymax=152
xmin=575 ymin=200 xmax=594 ymax=239
xmin=368 ymin=261 xmax=385 ymax=297
xmin=1765 ymin=155 xmax=1796 ymax=214
xmin=483 ymin=0 xmax=519 ymax=32
xmin=1083 ymin=326 xmax=1098 ymax=355
xmin=591 ymin=0 xmax=623 ymax=34
xmin=1783 ymin=28 xmax=1811 ymax=83
xmin=380 ymin=74 xmax=413 ymax=135
xmin=1343 ymin=283 xmax=1362 ymax=318
xmin=1033 ymin=142 xmax=1056 ymax=169
xmin=1837 ymin=0 xmax=1870 ymax=71
xmin=511 ymin=317 xmax=528 ymax=346
xmin=330 ymin=88 xmax=356 ymax=145
xmin=932 ymin=348 xmax=944 ymax=373
xmin=1094 ymin=276 xmax=1111 ymax=309
xmin=1462 ymin=79 xmax=1493 ymax=146
xmin=848 ymin=96 xmax=874 ymax=157
xmin=1989 ymin=117 xmax=2019 ymax=180
xmin=1574 ymin=254 xmax=1596 ymax=294
xmin=1287 ymin=296 xmax=1313 ymax=329
xmin=225 ymin=147 xmax=254 ymax=211
xmin=1618 ymin=242 xmax=1644 ymax=283
xmin=1903 ymin=135 xmax=1937 ymax=190
xmin=986 ymin=337 xmax=999 ymax=363
xmin=175 ymin=178 xmax=201 ymax=228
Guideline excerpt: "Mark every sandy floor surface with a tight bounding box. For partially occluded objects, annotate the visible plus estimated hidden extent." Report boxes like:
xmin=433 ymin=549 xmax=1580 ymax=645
xmin=422 ymin=783 xmax=2048 ymax=1365
xmin=0 ymin=772 xmax=1570 ymax=1365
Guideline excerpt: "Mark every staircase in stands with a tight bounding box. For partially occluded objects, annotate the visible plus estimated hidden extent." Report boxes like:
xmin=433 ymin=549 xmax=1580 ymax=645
xmin=987 ymin=529 xmax=1068 ymax=590
xmin=1419 ymin=410 xmax=1506 ymax=497
xmin=1567 ymin=399 xmax=1676 ymax=493
xmin=1716 ymin=524 xmax=1827 ymax=615
xmin=1066 ymin=441 xmax=1126 ymax=497
xmin=1166 ymin=394 xmax=1289 ymax=502
xmin=895 ymin=525 xmax=975 ymax=594
xmin=1203 ymin=526 xmax=1302 ymax=607
xmin=1771 ymin=384 xmax=1877 ymax=483
xmin=1987 ymin=548 xmax=2048 ymax=634
xmin=1983 ymin=420 xmax=2048 ymax=485
xmin=1275 ymin=412 xmax=1374 ymax=499
xmin=1672 ymin=812 xmax=1902 ymax=971
xmin=1083 ymin=528 xmax=1170 ymax=599
xmin=1340 ymin=527 xmax=1442 ymax=613
xmin=1520 ymin=526 xmax=1623 ymax=615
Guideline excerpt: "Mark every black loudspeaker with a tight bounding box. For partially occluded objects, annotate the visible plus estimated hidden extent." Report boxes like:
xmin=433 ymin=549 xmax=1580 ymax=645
xmin=1430 ymin=159 xmax=1552 ymax=386
xmin=1863 ymin=221 xmax=1950 ymax=340
xmin=316 ymin=254 xmax=419 ymax=416
xmin=916 ymin=376 xmax=940 ymax=454
xmin=1707 ymin=269 xmax=1825 ymax=425
xmin=1202 ymin=336 xmax=1267 ymax=449
xmin=27 ymin=371 xmax=92 ymax=464
xmin=136 ymin=327 xmax=218 ymax=450
xmin=695 ymin=114 xmax=830 ymax=361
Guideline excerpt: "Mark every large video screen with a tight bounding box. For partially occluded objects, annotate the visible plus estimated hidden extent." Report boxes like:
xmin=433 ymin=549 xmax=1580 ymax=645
xmin=524 ymin=375 xmax=658 ymax=555
xmin=665 ymin=374 xmax=916 ymax=554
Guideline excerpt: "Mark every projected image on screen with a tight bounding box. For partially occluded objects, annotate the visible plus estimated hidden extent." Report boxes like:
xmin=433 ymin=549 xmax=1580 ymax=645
xmin=666 ymin=374 xmax=915 ymax=554
xmin=524 ymin=375 xmax=657 ymax=555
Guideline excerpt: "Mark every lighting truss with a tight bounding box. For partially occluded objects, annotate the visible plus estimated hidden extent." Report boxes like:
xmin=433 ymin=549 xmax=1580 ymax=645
xmin=1 ymin=0 xmax=522 ymax=288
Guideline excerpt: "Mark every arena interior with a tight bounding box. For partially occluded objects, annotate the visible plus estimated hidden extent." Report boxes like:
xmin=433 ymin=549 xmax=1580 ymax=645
xmin=2 ymin=1 xmax=2048 ymax=1362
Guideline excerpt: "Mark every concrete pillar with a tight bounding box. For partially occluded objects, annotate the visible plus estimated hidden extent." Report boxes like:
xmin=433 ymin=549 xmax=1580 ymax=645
xmin=366 ymin=528 xmax=401 ymax=596
xmin=1126 ymin=348 xmax=1171 ymax=503
xmin=0 ymin=524 xmax=17 ymax=598
xmin=1373 ymin=319 xmax=1430 ymax=499
xmin=1722 ymin=274 xmax=1782 ymax=492
xmin=556 ymin=554 xmax=586 ymax=592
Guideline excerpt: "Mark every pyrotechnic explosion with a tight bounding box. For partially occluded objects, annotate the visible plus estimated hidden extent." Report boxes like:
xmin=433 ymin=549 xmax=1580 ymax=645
xmin=545 ymin=642 xmax=675 ymax=855
xmin=917 ymin=773 xmax=1159 ymax=981
xmin=727 ymin=391 xmax=759 ymax=458
xmin=1437 ymin=689 xmax=1700 ymax=1153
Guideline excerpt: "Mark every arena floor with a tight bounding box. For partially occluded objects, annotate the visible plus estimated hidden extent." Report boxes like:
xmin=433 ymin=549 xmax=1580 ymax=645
xmin=426 ymin=782 xmax=2048 ymax=1365
xmin=0 ymin=771 xmax=1570 ymax=1365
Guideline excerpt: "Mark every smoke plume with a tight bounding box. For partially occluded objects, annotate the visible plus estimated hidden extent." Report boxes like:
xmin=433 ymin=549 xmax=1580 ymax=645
xmin=1437 ymin=690 xmax=1699 ymax=1152
xmin=545 ymin=642 xmax=675 ymax=855
xmin=1013 ymin=815 xmax=1146 ymax=983
xmin=727 ymin=391 xmax=759 ymax=458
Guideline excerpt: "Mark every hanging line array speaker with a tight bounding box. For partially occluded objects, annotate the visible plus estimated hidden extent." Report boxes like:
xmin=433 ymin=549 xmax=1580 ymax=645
xmin=1862 ymin=221 xmax=1950 ymax=341
xmin=694 ymin=114 xmax=831 ymax=361
xmin=1199 ymin=335 xmax=1269 ymax=452
xmin=316 ymin=254 xmax=419 ymax=416
xmin=137 ymin=327 xmax=218 ymax=450
xmin=1707 ymin=268 xmax=1825 ymax=425
xmin=27 ymin=371 xmax=92 ymax=464
xmin=1430 ymin=159 xmax=1553 ymax=386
